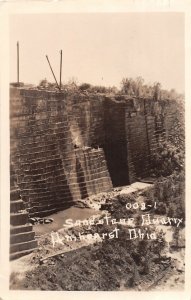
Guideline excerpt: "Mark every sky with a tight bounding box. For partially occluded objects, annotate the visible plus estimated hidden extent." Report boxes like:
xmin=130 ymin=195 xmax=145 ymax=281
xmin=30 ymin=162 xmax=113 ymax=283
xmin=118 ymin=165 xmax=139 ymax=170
xmin=10 ymin=13 xmax=184 ymax=93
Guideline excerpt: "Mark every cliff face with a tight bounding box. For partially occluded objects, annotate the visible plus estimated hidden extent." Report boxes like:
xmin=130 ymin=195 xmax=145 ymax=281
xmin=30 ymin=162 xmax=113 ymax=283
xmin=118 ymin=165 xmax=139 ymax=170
xmin=10 ymin=87 xmax=112 ymax=217
xmin=10 ymin=86 xmax=180 ymax=216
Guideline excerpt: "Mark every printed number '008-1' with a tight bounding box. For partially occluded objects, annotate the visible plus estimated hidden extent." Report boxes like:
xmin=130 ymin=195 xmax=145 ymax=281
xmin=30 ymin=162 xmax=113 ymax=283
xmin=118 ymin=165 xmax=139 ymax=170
xmin=125 ymin=202 xmax=156 ymax=210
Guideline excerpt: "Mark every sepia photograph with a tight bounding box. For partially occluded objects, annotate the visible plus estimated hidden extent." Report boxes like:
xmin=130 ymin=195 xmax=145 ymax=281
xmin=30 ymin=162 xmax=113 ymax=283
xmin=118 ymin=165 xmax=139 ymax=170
xmin=8 ymin=10 xmax=185 ymax=291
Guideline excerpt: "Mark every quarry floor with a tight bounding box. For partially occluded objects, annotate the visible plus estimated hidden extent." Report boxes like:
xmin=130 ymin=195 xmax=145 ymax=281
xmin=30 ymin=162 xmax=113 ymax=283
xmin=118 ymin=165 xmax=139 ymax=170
xmin=10 ymin=182 xmax=185 ymax=291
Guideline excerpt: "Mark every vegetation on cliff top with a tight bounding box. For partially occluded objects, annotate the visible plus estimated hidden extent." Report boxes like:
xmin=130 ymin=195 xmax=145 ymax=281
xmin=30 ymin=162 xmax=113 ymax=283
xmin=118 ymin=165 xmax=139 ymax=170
xmin=38 ymin=77 xmax=184 ymax=102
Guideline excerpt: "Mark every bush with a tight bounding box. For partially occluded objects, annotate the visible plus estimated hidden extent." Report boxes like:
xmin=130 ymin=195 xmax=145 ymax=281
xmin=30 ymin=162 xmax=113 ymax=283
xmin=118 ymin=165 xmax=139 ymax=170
xmin=120 ymin=76 xmax=184 ymax=100
xmin=152 ymin=140 xmax=184 ymax=177
xmin=79 ymin=83 xmax=91 ymax=91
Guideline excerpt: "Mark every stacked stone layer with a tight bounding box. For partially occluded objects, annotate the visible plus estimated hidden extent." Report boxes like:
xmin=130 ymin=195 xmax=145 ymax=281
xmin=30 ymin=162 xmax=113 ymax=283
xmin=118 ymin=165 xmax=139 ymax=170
xmin=10 ymin=164 xmax=37 ymax=260
xmin=10 ymin=87 xmax=112 ymax=217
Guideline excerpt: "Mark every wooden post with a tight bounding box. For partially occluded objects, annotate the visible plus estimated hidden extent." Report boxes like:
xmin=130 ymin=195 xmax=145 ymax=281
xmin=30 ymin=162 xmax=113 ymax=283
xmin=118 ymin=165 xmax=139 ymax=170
xmin=60 ymin=50 xmax=62 ymax=90
xmin=46 ymin=55 xmax=60 ymax=90
xmin=17 ymin=41 xmax=19 ymax=84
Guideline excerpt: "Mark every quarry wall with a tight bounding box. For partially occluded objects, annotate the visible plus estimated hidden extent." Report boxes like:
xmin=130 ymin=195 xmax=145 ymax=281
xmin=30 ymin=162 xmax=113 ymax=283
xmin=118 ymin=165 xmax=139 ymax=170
xmin=10 ymin=87 xmax=112 ymax=217
xmin=10 ymin=86 xmax=179 ymax=217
